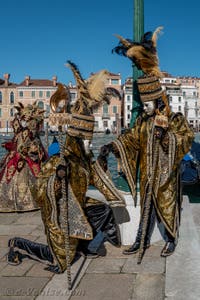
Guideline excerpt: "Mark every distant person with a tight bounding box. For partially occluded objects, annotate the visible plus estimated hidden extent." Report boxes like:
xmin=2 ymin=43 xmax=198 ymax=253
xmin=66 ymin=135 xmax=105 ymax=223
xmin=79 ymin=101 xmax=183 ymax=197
xmin=0 ymin=103 xmax=47 ymax=212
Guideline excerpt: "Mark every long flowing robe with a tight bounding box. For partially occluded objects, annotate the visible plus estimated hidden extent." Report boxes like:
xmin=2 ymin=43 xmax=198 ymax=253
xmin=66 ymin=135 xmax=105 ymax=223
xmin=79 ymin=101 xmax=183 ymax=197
xmin=0 ymin=128 xmax=47 ymax=212
xmin=36 ymin=134 xmax=125 ymax=272
xmin=112 ymin=112 xmax=194 ymax=238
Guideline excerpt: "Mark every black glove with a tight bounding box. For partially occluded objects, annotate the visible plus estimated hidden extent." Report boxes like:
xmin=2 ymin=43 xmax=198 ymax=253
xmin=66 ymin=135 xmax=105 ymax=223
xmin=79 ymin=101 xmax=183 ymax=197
xmin=154 ymin=126 xmax=166 ymax=140
xmin=56 ymin=164 xmax=67 ymax=179
xmin=44 ymin=264 xmax=63 ymax=274
xmin=99 ymin=144 xmax=112 ymax=157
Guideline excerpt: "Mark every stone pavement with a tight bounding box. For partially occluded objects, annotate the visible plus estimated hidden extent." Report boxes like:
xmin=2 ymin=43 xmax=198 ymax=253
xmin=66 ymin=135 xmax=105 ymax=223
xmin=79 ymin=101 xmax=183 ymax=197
xmin=0 ymin=196 xmax=200 ymax=300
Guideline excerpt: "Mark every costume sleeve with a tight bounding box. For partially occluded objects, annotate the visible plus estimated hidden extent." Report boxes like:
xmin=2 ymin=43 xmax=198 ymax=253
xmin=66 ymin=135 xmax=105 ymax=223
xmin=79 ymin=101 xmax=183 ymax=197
xmin=111 ymin=117 xmax=141 ymax=206
xmin=168 ymin=113 xmax=194 ymax=167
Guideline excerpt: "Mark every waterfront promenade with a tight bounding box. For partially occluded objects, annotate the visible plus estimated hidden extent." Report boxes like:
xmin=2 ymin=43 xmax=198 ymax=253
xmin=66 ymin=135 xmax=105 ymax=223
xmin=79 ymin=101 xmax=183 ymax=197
xmin=0 ymin=195 xmax=200 ymax=300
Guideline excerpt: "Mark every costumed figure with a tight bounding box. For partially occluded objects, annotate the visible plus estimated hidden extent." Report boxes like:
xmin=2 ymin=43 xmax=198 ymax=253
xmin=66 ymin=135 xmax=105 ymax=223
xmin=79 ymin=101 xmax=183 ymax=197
xmin=0 ymin=102 xmax=47 ymax=212
xmin=101 ymin=26 xmax=194 ymax=263
xmin=7 ymin=61 xmax=125 ymax=283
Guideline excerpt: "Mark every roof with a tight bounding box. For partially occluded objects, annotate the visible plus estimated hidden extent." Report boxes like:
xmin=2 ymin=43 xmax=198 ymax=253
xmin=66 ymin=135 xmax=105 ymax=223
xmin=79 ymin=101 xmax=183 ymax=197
xmin=18 ymin=79 xmax=58 ymax=87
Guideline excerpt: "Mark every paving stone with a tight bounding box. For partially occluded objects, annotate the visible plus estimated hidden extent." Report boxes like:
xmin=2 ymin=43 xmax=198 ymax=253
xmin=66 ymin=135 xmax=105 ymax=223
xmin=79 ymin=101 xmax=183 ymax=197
xmin=134 ymin=273 xmax=165 ymax=300
xmin=122 ymin=255 xmax=165 ymax=274
xmin=0 ymin=213 xmax=19 ymax=224
xmin=0 ymin=248 xmax=7 ymax=260
xmin=104 ymin=243 xmax=128 ymax=258
xmin=15 ymin=214 xmax=43 ymax=225
xmin=0 ymin=277 xmax=50 ymax=297
xmin=1 ymin=260 xmax=36 ymax=276
xmin=0 ymin=225 xmax=38 ymax=235
xmin=69 ymin=273 xmax=135 ymax=300
xmin=144 ymin=244 xmax=164 ymax=257
xmin=0 ymin=262 xmax=8 ymax=272
xmin=36 ymin=258 xmax=92 ymax=300
xmin=0 ymin=297 xmax=34 ymax=300
xmin=86 ymin=257 xmax=126 ymax=273
xmin=26 ymin=263 xmax=54 ymax=278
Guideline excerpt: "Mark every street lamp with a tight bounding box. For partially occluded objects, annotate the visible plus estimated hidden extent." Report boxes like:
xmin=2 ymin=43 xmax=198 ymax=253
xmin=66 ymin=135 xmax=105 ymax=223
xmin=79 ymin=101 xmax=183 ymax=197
xmin=130 ymin=0 xmax=144 ymax=128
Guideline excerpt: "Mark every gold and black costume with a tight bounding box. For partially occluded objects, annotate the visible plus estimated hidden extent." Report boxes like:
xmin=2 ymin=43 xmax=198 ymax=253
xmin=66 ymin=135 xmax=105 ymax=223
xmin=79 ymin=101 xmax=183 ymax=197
xmin=111 ymin=26 xmax=194 ymax=260
xmin=113 ymin=111 xmax=194 ymax=238
xmin=7 ymin=61 xmax=125 ymax=274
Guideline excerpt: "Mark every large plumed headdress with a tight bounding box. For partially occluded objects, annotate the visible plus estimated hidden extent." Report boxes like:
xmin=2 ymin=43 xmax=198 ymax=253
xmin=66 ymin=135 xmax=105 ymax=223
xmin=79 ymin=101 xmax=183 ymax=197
xmin=14 ymin=101 xmax=45 ymax=124
xmin=50 ymin=61 xmax=111 ymax=140
xmin=112 ymin=26 xmax=163 ymax=78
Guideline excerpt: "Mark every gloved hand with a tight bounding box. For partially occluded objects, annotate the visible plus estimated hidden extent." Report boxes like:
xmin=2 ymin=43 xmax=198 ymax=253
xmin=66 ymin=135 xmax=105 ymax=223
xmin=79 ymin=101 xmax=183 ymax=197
xmin=154 ymin=126 xmax=167 ymax=140
xmin=56 ymin=164 xmax=67 ymax=179
xmin=99 ymin=144 xmax=112 ymax=157
xmin=44 ymin=264 xmax=63 ymax=274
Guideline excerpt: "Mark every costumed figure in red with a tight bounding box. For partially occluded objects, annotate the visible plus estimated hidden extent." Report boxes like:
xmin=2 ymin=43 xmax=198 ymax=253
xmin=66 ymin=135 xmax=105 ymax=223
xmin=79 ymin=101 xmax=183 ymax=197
xmin=0 ymin=102 xmax=48 ymax=212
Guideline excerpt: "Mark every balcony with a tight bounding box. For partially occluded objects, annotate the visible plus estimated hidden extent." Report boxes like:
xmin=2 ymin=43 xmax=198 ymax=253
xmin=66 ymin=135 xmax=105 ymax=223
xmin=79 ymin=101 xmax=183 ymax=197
xmin=102 ymin=113 xmax=110 ymax=119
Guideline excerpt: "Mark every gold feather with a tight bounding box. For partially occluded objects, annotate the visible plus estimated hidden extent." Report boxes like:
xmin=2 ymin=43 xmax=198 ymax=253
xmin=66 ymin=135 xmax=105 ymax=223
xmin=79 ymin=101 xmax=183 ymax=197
xmin=151 ymin=26 xmax=163 ymax=48
xmin=50 ymin=83 xmax=71 ymax=113
xmin=87 ymin=70 xmax=109 ymax=107
xmin=114 ymin=34 xmax=132 ymax=48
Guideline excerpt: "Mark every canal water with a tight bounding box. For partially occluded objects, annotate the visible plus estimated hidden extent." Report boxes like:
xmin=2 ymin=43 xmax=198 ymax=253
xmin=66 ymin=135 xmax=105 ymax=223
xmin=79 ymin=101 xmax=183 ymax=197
xmin=0 ymin=132 xmax=131 ymax=192
xmin=1 ymin=132 xmax=200 ymax=194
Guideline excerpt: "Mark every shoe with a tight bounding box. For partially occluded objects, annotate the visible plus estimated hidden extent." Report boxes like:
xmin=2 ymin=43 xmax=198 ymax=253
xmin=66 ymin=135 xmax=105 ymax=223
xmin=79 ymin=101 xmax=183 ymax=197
xmin=79 ymin=249 xmax=99 ymax=259
xmin=123 ymin=241 xmax=150 ymax=255
xmin=160 ymin=241 xmax=176 ymax=257
xmin=7 ymin=249 xmax=23 ymax=266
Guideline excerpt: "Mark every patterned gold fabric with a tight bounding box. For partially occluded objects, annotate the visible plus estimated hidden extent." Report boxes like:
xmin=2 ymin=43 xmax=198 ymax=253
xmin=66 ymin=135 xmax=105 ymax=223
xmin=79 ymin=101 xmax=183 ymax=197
xmin=36 ymin=134 xmax=125 ymax=271
xmin=113 ymin=112 xmax=194 ymax=238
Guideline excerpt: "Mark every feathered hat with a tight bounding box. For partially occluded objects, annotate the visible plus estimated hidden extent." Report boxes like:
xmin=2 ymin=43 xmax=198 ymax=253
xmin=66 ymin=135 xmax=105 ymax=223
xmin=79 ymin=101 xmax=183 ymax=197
xmin=112 ymin=27 xmax=170 ymax=114
xmin=14 ymin=101 xmax=45 ymax=124
xmin=50 ymin=61 xmax=111 ymax=140
xmin=112 ymin=26 xmax=163 ymax=78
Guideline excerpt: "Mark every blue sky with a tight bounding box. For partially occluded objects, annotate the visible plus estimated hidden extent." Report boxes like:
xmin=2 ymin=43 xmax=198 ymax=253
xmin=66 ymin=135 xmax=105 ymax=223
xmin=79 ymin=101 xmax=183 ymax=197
xmin=0 ymin=0 xmax=199 ymax=85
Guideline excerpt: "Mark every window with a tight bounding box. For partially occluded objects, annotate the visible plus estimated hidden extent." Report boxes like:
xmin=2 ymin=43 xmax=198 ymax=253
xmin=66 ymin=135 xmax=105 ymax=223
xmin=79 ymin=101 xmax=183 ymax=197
xmin=70 ymin=93 xmax=76 ymax=100
xmin=31 ymin=91 xmax=35 ymax=98
xmin=19 ymin=91 xmax=23 ymax=98
xmin=183 ymin=91 xmax=186 ymax=97
xmin=111 ymin=79 xmax=119 ymax=85
xmin=45 ymin=105 xmax=50 ymax=116
xmin=103 ymin=120 xmax=108 ymax=127
xmin=169 ymin=96 xmax=172 ymax=102
xmin=38 ymin=101 xmax=44 ymax=109
xmin=178 ymin=106 xmax=181 ymax=112
xmin=10 ymin=92 xmax=14 ymax=104
xmin=113 ymin=121 xmax=116 ymax=127
xmin=94 ymin=121 xmax=98 ymax=127
xmin=103 ymin=104 xmax=108 ymax=114
xmin=127 ymin=114 xmax=130 ymax=119
xmin=113 ymin=106 xmax=117 ymax=113
xmin=46 ymin=91 xmax=50 ymax=98
xmin=178 ymin=97 xmax=181 ymax=102
xmin=127 ymin=105 xmax=130 ymax=111
xmin=39 ymin=91 xmax=43 ymax=98
xmin=127 ymin=95 xmax=131 ymax=101
xmin=10 ymin=108 xmax=14 ymax=117
xmin=0 ymin=92 xmax=2 ymax=104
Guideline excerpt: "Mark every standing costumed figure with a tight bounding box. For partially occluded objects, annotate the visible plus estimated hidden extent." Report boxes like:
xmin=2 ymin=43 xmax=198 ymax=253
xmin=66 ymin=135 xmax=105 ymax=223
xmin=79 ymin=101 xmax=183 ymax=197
xmin=103 ymin=26 xmax=194 ymax=262
xmin=7 ymin=61 xmax=125 ymax=281
xmin=0 ymin=102 xmax=47 ymax=212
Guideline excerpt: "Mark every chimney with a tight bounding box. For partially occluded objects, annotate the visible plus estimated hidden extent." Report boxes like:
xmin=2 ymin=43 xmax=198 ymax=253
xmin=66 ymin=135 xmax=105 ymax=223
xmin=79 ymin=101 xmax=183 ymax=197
xmin=4 ymin=73 xmax=10 ymax=87
xmin=52 ymin=76 xmax=57 ymax=87
xmin=25 ymin=75 xmax=30 ymax=86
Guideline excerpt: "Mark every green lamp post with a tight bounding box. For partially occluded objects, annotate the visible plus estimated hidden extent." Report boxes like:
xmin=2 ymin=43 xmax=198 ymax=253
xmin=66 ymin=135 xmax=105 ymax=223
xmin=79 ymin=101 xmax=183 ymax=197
xmin=130 ymin=0 xmax=144 ymax=128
